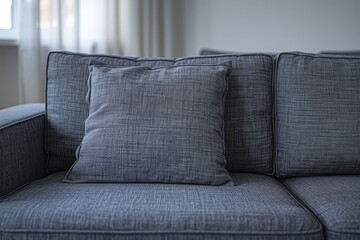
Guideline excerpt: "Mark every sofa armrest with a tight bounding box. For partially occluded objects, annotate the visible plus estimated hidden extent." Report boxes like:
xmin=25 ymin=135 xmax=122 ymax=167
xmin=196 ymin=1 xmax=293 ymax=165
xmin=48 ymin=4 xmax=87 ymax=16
xmin=0 ymin=104 xmax=46 ymax=197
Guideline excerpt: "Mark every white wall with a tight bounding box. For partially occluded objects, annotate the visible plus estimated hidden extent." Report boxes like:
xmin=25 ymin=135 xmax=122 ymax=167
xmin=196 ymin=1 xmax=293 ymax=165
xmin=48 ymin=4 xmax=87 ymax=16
xmin=0 ymin=46 xmax=19 ymax=108
xmin=1 ymin=0 xmax=360 ymax=108
xmin=183 ymin=0 xmax=360 ymax=55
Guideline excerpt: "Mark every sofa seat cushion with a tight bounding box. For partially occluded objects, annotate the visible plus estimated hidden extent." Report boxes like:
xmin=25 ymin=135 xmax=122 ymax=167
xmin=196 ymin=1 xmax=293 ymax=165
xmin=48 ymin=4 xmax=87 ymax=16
xmin=283 ymin=176 xmax=360 ymax=240
xmin=0 ymin=172 xmax=321 ymax=240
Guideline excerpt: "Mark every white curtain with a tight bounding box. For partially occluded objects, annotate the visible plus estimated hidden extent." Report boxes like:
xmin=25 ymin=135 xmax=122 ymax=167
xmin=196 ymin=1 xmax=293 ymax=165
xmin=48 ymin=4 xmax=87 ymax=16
xmin=120 ymin=0 xmax=185 ymax=57
xmin=18 ymin=0 xmax=184 ymax=103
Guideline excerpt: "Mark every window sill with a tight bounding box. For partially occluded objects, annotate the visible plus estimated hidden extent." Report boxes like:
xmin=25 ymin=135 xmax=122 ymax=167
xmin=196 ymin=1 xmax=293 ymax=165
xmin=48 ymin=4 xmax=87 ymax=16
xmin=0 ymin=39 xmax=18 ymax=46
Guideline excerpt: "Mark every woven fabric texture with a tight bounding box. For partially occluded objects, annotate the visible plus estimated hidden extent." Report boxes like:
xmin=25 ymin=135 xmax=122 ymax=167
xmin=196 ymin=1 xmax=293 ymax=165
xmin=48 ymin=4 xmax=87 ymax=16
xmin=0 ymin=104 xmax=46 ymax=197
xmin=65 ymin=64 xmax=232 ymax=185
xmin=199 ymin=48 xmax=237 ymax=55
xmin=0 ymin=172 xmax=321 ymax=239
xmin=276 ymin=52 xmax=360 ymax=177
xmin=283 ymin=176 xmax=360 ymax=240
xmin=46 ymin=52 xmax=273 ymax=174
xmin=199 ymin=48 xmax=277 ymax=57
xmin=319 ymin=51 xmax=360 ymax=56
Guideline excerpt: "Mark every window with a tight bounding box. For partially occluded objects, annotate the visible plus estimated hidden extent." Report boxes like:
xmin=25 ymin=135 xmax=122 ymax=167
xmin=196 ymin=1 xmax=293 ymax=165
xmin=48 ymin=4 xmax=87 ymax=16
xmin=0 ymin=0 xmax=18 ymax=40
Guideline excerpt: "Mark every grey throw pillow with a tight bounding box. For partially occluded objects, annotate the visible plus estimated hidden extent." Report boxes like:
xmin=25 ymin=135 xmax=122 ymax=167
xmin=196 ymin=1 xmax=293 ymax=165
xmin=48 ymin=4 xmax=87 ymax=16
xmin=64 ymin=64 xmax=233 ymax=185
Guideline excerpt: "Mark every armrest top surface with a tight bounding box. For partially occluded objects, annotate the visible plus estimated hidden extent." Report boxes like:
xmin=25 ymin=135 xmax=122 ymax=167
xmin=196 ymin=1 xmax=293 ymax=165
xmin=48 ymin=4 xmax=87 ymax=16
xmin=0 ymin=103 xmax=45 ymax=129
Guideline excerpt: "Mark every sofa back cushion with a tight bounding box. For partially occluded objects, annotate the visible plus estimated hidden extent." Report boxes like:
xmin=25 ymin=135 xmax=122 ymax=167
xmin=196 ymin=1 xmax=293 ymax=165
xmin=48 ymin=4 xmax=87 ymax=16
xmin=319 ymin=50 xmax=360 ymax=56
xmin=199 ymin=48 xmax=278 ymax=57
xmin=276 ymin=52 xmax=360 ymax=177
xmin=200 ymin=48 xmax=238 ymax=55
xmin=46 ymin=52 xmax=273 ymax=174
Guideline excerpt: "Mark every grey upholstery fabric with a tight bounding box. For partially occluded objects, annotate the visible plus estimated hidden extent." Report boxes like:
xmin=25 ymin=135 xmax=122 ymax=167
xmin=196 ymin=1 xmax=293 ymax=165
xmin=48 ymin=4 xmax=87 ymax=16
xmin=46 ymin=52 xmax=273 ymax=174
xmin=276 ymin=52 xmax=360 ymax=177
xmin=0 ymin=172 xmax=322 ymax=240
xmin=65 ymin=64 xmax=232 ymax=185
xmin=199 ymin=48 xmax=277 ymax=57
xmin=0 ymin=104 xmax=46 ymax=197
xmin=283 ymin=176 xmax=360 ymax=240
xmin=319 ymin=50 xmax=360 ymax=56
xmin=0 ymin=103 xmax=44 ymax=127
xmin=199 ymin=48 xmax=237 ymax=55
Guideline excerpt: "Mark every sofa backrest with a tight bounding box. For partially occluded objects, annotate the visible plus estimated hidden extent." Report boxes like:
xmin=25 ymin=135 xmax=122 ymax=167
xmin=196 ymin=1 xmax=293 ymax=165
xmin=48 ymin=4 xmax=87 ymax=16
xmin=275 ymin=52 xmax=360 ymax=177
xmin=200 ymin=48 xmax=239 ymax=55
xmin=319 ymin=50 xmax=360 ymax=56
xmin=199 ymin=48 xmax=278 ymax=57
xmin=46 ymin=52 xmax=274 ymax=174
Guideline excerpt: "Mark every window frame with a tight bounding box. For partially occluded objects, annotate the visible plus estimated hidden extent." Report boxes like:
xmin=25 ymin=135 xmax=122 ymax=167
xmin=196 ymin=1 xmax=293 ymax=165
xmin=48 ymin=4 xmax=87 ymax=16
xmin=0 ymin=0 xmax=19 ymax=42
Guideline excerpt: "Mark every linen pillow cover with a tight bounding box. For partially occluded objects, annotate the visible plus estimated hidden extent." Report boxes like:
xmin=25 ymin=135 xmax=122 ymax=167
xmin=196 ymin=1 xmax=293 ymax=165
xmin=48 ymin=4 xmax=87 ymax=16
xmin=64 ymin=64 xmax=233 ymax=185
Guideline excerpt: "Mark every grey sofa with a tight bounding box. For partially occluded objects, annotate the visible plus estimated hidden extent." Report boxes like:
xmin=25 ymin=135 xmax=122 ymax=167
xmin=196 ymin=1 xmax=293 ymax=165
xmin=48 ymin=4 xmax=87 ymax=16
xmin=0 ymin=51 xmax=359 ymax=240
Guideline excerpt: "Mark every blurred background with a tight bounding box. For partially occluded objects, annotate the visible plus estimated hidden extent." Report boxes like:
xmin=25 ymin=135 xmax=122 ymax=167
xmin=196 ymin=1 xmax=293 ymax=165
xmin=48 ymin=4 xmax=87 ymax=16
xmin=1 ymin=0 xmax=360 ymax=108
